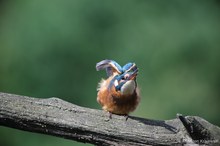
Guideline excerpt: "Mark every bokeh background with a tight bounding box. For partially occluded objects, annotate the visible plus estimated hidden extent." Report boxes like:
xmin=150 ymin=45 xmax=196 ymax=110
xmin=0 ymin=0 xmax=220 ymax=146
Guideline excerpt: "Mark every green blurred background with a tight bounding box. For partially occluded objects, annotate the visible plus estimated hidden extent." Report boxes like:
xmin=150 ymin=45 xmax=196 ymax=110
xmin=0 ymin=0 xmax=220 ymax=145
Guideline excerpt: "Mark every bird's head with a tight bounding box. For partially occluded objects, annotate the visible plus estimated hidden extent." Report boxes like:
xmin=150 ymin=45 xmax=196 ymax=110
xmin=96 ymin=59 xmax=138 ymax=95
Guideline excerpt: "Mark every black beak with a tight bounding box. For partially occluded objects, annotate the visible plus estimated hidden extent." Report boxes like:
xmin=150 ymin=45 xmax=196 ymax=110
xmin=128 ymin=68 xmax=138 ymax=80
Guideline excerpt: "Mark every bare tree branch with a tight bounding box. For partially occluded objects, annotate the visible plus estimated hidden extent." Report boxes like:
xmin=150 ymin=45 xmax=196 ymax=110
xmin=0 ymin=92 xmax=219 ymax=145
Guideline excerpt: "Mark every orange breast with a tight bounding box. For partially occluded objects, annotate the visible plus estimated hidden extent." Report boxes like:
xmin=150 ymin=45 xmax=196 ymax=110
xmin=97 ymin=77 xmax=140 ymax=115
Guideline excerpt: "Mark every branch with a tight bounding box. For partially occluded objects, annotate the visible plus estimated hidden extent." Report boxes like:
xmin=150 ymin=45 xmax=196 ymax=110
xmin=0 ymin=92 xmax=219 ymax=145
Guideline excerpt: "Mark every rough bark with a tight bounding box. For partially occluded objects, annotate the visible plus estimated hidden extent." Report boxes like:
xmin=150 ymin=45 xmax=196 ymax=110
xmin=0 ymin=92 xmax=219 ymax=145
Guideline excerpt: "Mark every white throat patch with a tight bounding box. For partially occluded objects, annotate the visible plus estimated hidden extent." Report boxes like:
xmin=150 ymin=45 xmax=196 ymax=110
xmin=120 ymin=80 xmax=136 ymax=95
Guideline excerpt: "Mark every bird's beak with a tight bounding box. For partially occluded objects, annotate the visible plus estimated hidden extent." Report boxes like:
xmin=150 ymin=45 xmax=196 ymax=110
xmin=128 ymin=69 xmax=138 ymax=80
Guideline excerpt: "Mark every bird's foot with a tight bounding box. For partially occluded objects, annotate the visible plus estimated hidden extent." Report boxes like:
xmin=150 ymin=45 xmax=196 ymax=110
xmin=124 ymin=114 xmax=129 ymax=121
xmin=104 ymin=111 xmax=112 ymax=121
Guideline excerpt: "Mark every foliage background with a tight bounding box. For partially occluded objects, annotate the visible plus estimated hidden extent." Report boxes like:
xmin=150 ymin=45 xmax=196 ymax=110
xmin=0 ymin=0 xmax=219 ymax=146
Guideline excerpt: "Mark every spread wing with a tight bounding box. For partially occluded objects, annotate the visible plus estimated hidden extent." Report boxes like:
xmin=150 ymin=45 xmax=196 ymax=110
xmin=122 ymin=62 xmax=138 ymax=73
xmin=96 ymin=59 xmax=122 ymax=76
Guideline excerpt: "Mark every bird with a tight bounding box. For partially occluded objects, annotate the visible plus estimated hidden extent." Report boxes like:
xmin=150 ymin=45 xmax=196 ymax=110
xmin=96 ymin=59 xmax=140 ymax=118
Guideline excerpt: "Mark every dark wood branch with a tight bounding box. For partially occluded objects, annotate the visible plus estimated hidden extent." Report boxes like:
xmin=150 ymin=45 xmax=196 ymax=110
xmin=0 ymin=92 xmax=219 ymax=145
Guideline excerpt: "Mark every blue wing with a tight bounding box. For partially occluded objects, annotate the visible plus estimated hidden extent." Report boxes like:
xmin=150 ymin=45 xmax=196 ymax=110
xmin=96 ymin=59 xmax=122 ymax=76
xmin=122 ymin=62 xmax=138 ymax=72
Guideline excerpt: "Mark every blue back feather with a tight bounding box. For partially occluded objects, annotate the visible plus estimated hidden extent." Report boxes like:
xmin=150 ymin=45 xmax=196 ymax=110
xmin=96 ymin=59 xmax=138 ymax=91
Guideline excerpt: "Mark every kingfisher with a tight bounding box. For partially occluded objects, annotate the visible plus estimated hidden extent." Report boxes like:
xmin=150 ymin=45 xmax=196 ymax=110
xmin=96 ymin=59 xmax=140 ymax=117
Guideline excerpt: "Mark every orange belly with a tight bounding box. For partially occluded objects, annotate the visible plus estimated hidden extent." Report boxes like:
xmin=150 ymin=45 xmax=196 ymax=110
xmin=97 ymin=78 xmax=140 ymax=115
